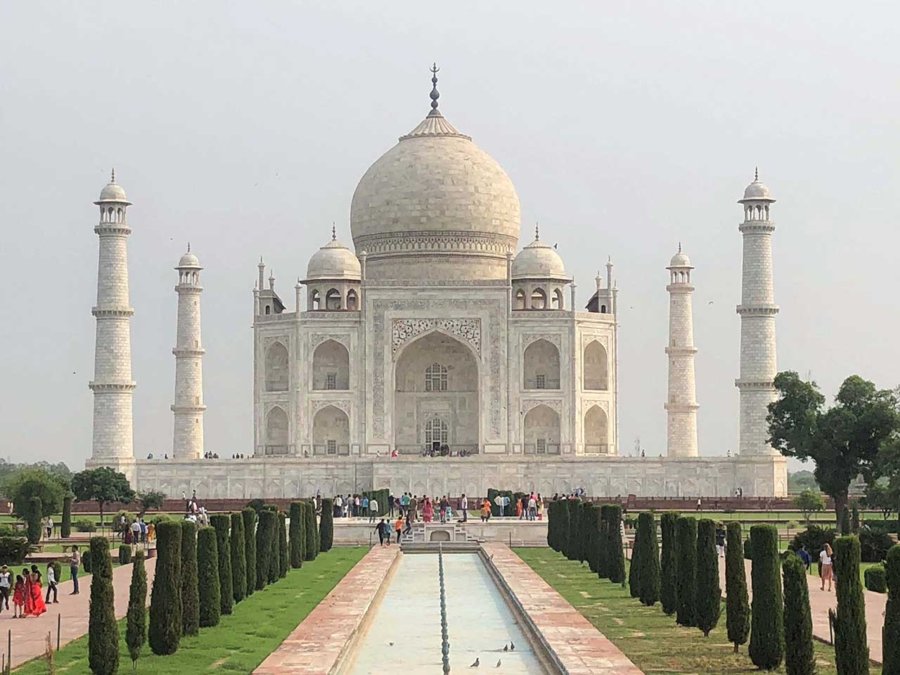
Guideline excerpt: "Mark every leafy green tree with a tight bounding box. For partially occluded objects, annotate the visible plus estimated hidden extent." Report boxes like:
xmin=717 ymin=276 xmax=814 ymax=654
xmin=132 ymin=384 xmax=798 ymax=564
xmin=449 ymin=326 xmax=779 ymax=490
xmin=241 ymin=508 xmax=257 ymax=596
xmin=289 ymin=502 xmax=303 ymax=568
xmin=695 ymin=519 xmax=721 ymax=636
xmin=793 ymin=489 xmax=825 ymax=525
xmin=230 ymin=512 xmax=247 ymax=603
xmin=149 ymin=521 xmax=182 ymax=655
xmin=319 ymin=499 xmax=334 ymax=553
xmin=636 ymin=512 xmax=660 ymax=606
xmin=749 ymin=524 xmax=784 ymax=670
xmin=660 ymin=512 xmax=678 ymax=615
xmin=88 ymin=537 xmax=118 ymax=675
xmin=883 ymin=545 xmax=900 ymax=674
xmin=197 ymin=526 xmax=221 ymax=627
xmin=782 ymin=552 xmax=815 ymax=675
xmin=5 ymin=469 xmax=65 ymax=518
xmin=61 ymin=493 xmax=73 ymax=538
xmin=180 ymin=520 xmax=199 ymax=636
xmin=788 ymin=470 xmax=819 ymax=493
xmin=25 ymin=497 xmax=42 ymax=544
xmin=769 ymin=372 xmax=900 ymax=521
xmin=725 ymin=522 xmax=749 ymax=652
xmin=255 ymin=509 xmax=276 ymax=589
xmin=833 ymin=536 xmax=870 ymax=674
xmin=71 ymin=467 xmax=135 ymax=525
xmin=126 ymin=550 xmax=147 ymax=669
xmin=136 ymin=490 xmax=166 ymax=516
xmin=304 ymin=501 xmax=318 ymax=561
xmin=675 ymin=516 xmax=697 ymax=627
xmin=210 ymin=515 xmax=233 ymax=614
xmin=278 ymin=512 xmax=289 ymax=577
xmin=862 ymin=479 xmax=898 ymax=520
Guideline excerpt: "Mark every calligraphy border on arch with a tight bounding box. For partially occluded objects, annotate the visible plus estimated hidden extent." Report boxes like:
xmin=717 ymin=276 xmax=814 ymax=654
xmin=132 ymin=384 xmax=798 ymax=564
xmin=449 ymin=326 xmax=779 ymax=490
xmin=391 ymin=318 xmax=482 ymax=357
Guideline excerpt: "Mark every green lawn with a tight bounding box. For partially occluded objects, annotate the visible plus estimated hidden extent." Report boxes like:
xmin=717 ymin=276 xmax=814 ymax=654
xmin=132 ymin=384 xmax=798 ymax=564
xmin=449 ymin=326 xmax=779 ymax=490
xmin=15 ymin=546 xmax=368 ymax=674
xmin=514 ymin=547 xmax=880 ymax=675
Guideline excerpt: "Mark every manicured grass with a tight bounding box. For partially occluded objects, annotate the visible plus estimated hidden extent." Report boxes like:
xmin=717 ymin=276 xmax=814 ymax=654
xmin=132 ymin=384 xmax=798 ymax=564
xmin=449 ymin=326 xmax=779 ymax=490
xmin=15 ymin=547 xmax=367 ymax=674
xmin=514 ymin=547 xmax=881 ymax=675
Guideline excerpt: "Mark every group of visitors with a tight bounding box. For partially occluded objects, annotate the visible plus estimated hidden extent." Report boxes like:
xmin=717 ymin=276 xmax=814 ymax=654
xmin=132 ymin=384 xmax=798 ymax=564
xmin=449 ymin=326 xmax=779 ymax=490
xmin=515 ymin=493 xmax=543 ymax=521
xmin=119 ymin=515 xmax=155 ymax=544
xmin=333 ymin=494 xmax=381 ymax=521
xmin=794 ymin=542 xmax=835 ymax=591
xmin=1 ymin=564 xmax=50 ymax=618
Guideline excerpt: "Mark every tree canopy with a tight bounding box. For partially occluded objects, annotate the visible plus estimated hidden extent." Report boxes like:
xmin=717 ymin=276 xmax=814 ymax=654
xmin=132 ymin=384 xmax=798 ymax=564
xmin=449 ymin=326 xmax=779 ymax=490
xmin=4 ymin=468 xmax=67 ymax=518
xmin=769 ymin=371 xmax=900 ymax=517
xmin=71 ymin=467 xmax=135 ymax=523
xmin=136 ymin=490 xmax=166 ymax=515
xmin=793 ymin=489 xmax=825 ymax=524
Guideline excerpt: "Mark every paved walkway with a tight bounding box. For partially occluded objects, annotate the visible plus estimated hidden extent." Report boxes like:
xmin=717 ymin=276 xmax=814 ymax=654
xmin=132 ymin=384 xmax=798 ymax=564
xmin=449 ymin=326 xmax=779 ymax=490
xmin=719 ymin=557 xmax=885 ymax=663
xmin=254 ymin=546 xmax=399 ymax=674
xmin=486 ymin=543 xmax=642 ymax=674
xmin=2 ymin=557 xmax=156 ymax=669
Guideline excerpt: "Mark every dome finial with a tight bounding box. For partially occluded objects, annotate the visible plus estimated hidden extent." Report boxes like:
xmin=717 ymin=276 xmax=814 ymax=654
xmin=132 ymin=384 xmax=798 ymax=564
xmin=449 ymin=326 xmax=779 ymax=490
xmin=110 ymin=167 xmax=116 ymax=184
xmin=331 ymin=222 xmax=336 ymax=241
xmin=187 ymin=242 xmax=191 ymax=253
xmin=678 ymin=241 xmax=682 ymax=253
xmin=535 ymin=222 xmax=540 ymax=241
xmin=754 ymin=166 xmax=759 ymax=181
xmin=429 ymin=63 xmax=440 ymax=114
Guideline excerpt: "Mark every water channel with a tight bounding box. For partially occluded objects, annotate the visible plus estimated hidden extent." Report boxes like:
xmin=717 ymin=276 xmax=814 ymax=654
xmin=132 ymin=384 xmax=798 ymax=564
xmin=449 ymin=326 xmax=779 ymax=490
xmin=345 ymin=553 xmax=544 ymax=674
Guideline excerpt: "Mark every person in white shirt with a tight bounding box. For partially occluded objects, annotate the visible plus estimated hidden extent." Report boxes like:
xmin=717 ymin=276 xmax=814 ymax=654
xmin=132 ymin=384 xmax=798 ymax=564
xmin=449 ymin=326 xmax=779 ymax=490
xmin=819 ymin=543 xmax=834 ymax=591
xmin=527 ymin=495 xmax=537 ymax=521
xmin=369 ymin=499 xmax=378 ymax=523
xmin=0 ymin=565 xmax=10 ymax=611
xmin=45 ymin=563 xmax=58 ymax=603
xmin=44 ymin=517 xmax=53 ymax=540
xmin=459 ymin=494 xmax=469 ymax=523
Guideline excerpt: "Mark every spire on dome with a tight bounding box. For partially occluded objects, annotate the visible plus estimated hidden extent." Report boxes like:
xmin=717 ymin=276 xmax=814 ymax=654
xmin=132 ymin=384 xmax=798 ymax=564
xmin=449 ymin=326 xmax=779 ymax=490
xmin=111 ymin=168 xmax=116 ymax=183
xmin=429 ymin=63 xmax=440 ymax=116
xmin=754 ymin=166 xmax=759 ymax=181
xmin=535 ymin=223 xmax=540 ymax=241
xmin=331 ymin=223 xmax=336 ymax=241
xmin=187 ymin=242 xmax=191 ymax=252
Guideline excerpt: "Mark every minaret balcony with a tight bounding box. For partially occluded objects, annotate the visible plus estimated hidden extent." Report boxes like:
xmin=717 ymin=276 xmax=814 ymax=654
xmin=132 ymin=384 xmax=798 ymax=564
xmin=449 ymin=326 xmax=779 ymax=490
xmin=89 ymin=382 xmax=136 ymax=392
xmin=93 ymin=224 xmax=132 ymax=236
xmin=735 ymin=379 xmax=776 ymax=390
xmin=738 ymin=222 xmax=775 ymax=234
xmin=92 ymin=307 xmax=134 ymax=318
xmin=736 ymin=304 xmax=779 ymax=316
xmin=664 ymin=346 xmax=697 ymax=356
xmin=172 ymin=347 xmax=206 ymax=357
xmin=171 ymin=404 xmax=207 ymax=413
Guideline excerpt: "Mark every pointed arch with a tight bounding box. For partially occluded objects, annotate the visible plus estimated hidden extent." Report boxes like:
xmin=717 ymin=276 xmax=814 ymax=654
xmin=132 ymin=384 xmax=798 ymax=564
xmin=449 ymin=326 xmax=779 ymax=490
xmin=514 ymin=289 xmax=526 ymax=310
xmin=312 ymin=339 xmax=349 ymax=390
xmin=523 ymin=339 xmax=560 ymax=390
xmin=325 ymin=288 xmax=342 ymax=310
xmin=265 ymin=406 xmax=289 ymax=455
xmin=531 ymin=287 xmax=547 ymax=310
xmin=312 ymin=405 xmax=349 ymax=455
xmin=583 ymin=340 xmax=608 ymax=391
xmin=523 ymin=404 xmax=560 ymax=454
xmin=265 ymin=342 xmax=289 ymax=392
xmin=584 ymin=405 xmax=609 ymax=453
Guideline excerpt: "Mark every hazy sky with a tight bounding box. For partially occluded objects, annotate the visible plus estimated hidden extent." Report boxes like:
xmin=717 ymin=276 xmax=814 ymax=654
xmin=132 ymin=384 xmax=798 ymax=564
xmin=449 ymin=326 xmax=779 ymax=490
xmin=2 ymin=2 xmax=898 ymax=470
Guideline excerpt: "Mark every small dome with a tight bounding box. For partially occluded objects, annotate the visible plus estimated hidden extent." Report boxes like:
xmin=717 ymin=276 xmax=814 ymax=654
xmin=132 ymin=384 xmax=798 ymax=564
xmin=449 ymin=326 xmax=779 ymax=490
xmin=512 ymin=231 xmax=569 ymax=280
xmin=739 ymin=170 xmax=775 ymax=203
xmin=669 ymin=245 xmax=692 ymax=268
xmin=306 ymin=236 xmax=361 ymax=281
xmin=177 ymin=249 xmax=201 ymax=268
xmin=95 ymin=170 xmax=130 ymax=204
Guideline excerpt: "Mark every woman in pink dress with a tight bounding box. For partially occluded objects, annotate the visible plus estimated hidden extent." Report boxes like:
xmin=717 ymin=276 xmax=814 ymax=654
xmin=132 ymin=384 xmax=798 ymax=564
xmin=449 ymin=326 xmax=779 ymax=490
xmin=423 ymin=497 xmax=434 ymax=523
xmin=26 ymin=567 xmax=46 ymax=617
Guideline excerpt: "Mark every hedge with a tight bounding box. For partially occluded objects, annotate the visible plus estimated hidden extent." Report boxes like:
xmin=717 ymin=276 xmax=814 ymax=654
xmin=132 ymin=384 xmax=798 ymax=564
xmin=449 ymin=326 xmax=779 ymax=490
xmin=88 ymin=537 xmax=118 ymax=675
xmin=267 ymin=509 xmax=279 ymax=584
xmin=289 ymin=502 xmax=303 ymax=568
xmin=304 ymin=501 xmax=318 ymax=561
xmin=865 ymin=565 xmax=887 ymax=593
xmin=833 ymin=536 xmax=869 ymax=673
xmin=278 ymin=512 xmax=289 ymax=578
xmin=547 ymin=500 xmax=558 ymax=550
xmin=628 ymin=509 xmax=643 ymax=599
xmin=606 ymin=505 xmax=625 ymax=584
xmin=61 ymin=494 xmax=73 ymax=539
xmin=242 ymin=508 xmax=257 ymax=597
xmin=567 ymin=500 xmax=583 ymax=563
xmin=83 ymin=549 xmax=93 ymax=574
xmin=597 ymin=504 xmax=610 ymax=579
xmin=782 ymin=552 xmax=816 ymax=675
xmin=197 ymin=526 xmax=221 ymax=627
xmin=298 ymin=502 xmax=308 ymax=563
xmin=208 ymin=515 xmax=233 ymax=615
xmin=180 ymin=520 xmax=199 ymax=637
xmin=230 ymin=512 xmax=247 ymax=603
xmin=636 ymin=512 xmax=660 ymax=606
xmin=149 ymin=521 xmax=182 ymax=655
xmin=725 ymin=522 xmax=749 ymax=652
xmin=584 ymin=504 xmax=600 ymax=573
xmin=126 ymin=551 xmax=147 ymax=669
xmin=749 ymin=524 xmax=784 ymax=670
xmin=320 ymin=499 xmax=334 ymax=553
xmin=883 ymin=545 xmax=900 ymax=673
xmin=0 ymin=537 xmax=31 ymax=566
xmin=558 ymin=500 xmax=571 ymax=560
xmin=660 ymin=512 xmax=678 ymax=615
xmin=675 ymin=516 xmax=697 ymax=627
xmin=118 ymin=544 xmax=132 ymax=565
xmin=695 ymin=519 xmax=721 ymax=637
xmin=256 ymin=509 xmax=277 ymax=589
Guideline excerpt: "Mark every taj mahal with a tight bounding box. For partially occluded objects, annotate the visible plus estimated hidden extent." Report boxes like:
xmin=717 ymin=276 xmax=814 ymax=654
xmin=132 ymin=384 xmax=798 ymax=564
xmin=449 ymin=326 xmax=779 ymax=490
xmin=86 ymin=69 xmax=787 ymax=499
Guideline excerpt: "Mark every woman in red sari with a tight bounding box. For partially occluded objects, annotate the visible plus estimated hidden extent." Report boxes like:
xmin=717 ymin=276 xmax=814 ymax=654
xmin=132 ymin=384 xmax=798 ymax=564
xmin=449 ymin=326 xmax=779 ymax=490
xmin=24 ymin=567 xmax=46 ymax=617
xmin=422 ymin=497 xmax=434 ymax=523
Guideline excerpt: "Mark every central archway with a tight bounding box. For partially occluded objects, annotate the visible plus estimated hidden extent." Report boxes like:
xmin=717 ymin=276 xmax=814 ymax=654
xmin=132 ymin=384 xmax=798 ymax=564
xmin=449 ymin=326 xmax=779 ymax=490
xmin=394 ymin=331 xmax=479 ymax=455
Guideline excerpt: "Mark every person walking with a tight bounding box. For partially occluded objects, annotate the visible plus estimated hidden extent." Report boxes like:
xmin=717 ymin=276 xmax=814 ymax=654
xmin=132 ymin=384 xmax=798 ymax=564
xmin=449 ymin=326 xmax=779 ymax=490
xmin=375 ymin=519 xmax=387 ymax=547
xmin=369 ymin=497 xmax=378 ymax=523
xmin=481 ymin=499 xmax=491 ymax=522
xmin=820 ymin=543 xmax=834 ymax=591
xmin=389 ymin=494 xmax=395 ymax=518
xmin=715 ymin=524 xmax=726 ymax=557
xmin=394 ymin=516 xmax=404 ymax=543
xmin=403 ymin=510 xmax=412 ymax=536
xmin=0 ymin=566 xmax=10 ymax=612
xmin=45 ymin=563 xmax=58 ymax=604
xmin=44 ymin=516 xmax=53 ymax=540
xmin=528 ymin=494 xmax=537 ymax=521
xmin=69 ymin=545 xmax=80 ymax=595
xmin=460 ymin=494 xmax=468 ymax=523
xmin=361 ymin=495 xmax=369 ymax=520
xmin=798 ymin=545 xmax=812 ymax=570
xmin=12 ymin=575 xmax=24 ymax=618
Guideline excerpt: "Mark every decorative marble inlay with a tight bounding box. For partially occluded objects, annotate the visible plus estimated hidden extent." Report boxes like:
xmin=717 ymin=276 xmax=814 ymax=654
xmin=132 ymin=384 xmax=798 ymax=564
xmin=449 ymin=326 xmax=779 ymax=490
xmin=522 ymin=333 xmax=561 ymax=349
xmin=391 ymin=318 xmax=481 ymax=357
xmin=522 ymin=399 xmax=562 ymax=414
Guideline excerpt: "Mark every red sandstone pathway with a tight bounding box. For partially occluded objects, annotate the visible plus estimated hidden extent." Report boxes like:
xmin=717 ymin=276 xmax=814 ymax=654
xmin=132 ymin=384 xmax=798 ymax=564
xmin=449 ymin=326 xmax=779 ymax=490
xmin=254 ymin=546 xmax=399 ymax=674
xmin=718 ymin=557 xmax=885 ymax=663
xmin=486 ymin=543 xmax=642 ymax=674
xmin=2 ymin=557 xmax=157 ymax=670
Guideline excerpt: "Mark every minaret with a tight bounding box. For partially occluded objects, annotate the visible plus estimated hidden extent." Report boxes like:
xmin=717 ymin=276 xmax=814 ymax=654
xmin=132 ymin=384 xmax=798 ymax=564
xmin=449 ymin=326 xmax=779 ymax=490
xmin=89 ymin=170 xmax=135 ymax=463
xmin=736 ymin=170 xmax=779 ymax=455
xmin=665 ymin=245 xmax=699 ymax=458
xmin=172 ymin=246 xmax=206 ymax=459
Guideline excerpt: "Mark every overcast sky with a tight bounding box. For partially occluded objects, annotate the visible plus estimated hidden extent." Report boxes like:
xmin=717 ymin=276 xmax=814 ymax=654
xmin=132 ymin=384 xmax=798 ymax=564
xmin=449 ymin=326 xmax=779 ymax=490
xmin=1 ymin=2 xmax=898 ymax=470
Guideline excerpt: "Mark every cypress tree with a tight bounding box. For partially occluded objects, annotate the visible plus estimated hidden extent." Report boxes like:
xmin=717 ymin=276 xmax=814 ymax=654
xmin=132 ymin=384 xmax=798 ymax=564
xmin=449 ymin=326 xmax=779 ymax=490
xmin=319 ymin=498 xmax=334 ymax=552
xmin=749 ymin=524 xmax=784 ymax=670
xmin=149 ymin=521 xmax=182 ymax=655
xmin=695 ymin=519 xmax=721 ymax=637
xmin=298 ymin=501 xmax=308 ymax=562
xmin=197 ymin=526 xmax=221 ymax=627
xmin=558 ymin=500 xmax=571 ymax=559
xmin=675 ymin=516 xmax=697 ymax=627
xmin=256 ymin=509 xmax=276 ymax=589
xmin=230 ymin=512 xmax=246 ymax=603
xmin=883 ymin=545 xmax=900 ymax=674
xmin=782 ymin=552 xmax=816 ymax=675
xmin=725 ymin=522 xmax=749 ymax=652
xmin=833 ymin=536 xmax=869 ymax=674
xmin=180 ymin=520 xmax=199 ymax=636
xmin=241 ymin=508 xmax=257 ymax=596
xmin=659 ymin=512 xmax=678 ymax=615
xmin=637 ymin=512 xmax=660 ymax=606
xmin=629 ymin=512 xmax=644 ymax=599
xmin=597 ymin=505 xmax=610 ymax=578
xmin=547 ymin=500 xmax=557 ymax=550
xmin=88 ymin=536 xmax=118 ymax=675
xmin=210 ymin=514 xmax=233 ymax=614
xmin=126 ymin=550 xmax=147 ymax=670
xmin=278 ymin=512 xmax=289 ymax=577
xmin=304 ymin=501 xmax=318 ymax=561
xmin=289 ymin=502 xmax=303 ymax=568
xmin=584 ymin=504 xmax=600 ymax=573
xmin=567 ymin=500 xmax=583 ymax=562
xmin=61 ymin=494 xmax=73 ymax=539
xmin=267 ymin=509 xmax=279 ymax=584
xmin=607 ymin=504 xmax=626 ymax=584
xmin=26 ymin=496 xmax=42 ymax=545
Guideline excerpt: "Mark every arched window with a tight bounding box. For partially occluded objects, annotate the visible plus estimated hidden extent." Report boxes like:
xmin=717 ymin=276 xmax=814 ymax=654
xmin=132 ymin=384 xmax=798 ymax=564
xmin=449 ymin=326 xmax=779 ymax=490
xmin=310 ymin=289 xmax=321 ymax=311
xmin=514 ymin=289 xmax=526 ymax=310
xmin=552 ymin=289 xmax=563 ymax=310
xmin=312 ymin=339 xmax=350 ymax=390
xmin=425 ymin=417 xmax=448 ymax=445
xmin=583 ymin=340 xmax=609 ymax=391
xmin=346 ymin=289 xmax=358 ymax=311
xmin=531 ymin=288 xmax=547 ymax=310
xmin=116 ymin=208 xmax=122 ymax=222
xmin=425 ymin=363 xmax=448 ymax=392
xmin=265 ymin=305 xmax=271 ymax=315
xmin=600 ymin=304 xmax=607 ymax=314
xmin=325 ymin=289 xmax=342 ymax=310
xmin=523 ymin=339 xmax=560 ymax=390
xmin=584 ymin=405 xmax=609 ymax=453
xmin=265 ymin=342 xmax=289 ymax=392
xmin=265 ymin=407 xmax=289 ymax=455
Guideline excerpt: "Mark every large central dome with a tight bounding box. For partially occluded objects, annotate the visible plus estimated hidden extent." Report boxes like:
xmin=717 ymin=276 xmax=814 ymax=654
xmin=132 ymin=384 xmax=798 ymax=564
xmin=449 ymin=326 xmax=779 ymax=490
xmin=350 ymin=75 xmax=521 ymax=281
